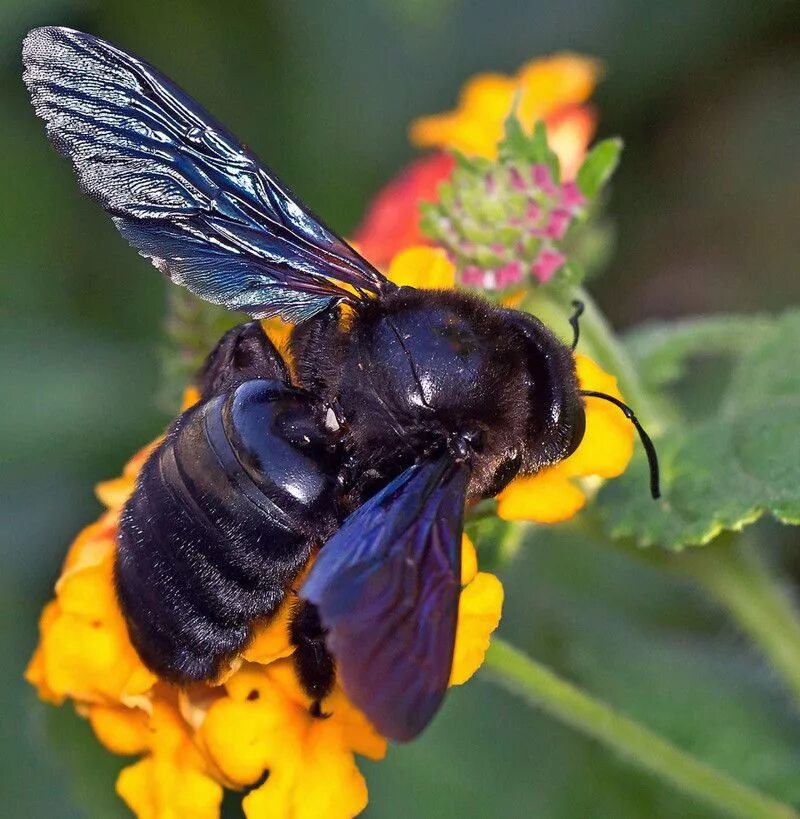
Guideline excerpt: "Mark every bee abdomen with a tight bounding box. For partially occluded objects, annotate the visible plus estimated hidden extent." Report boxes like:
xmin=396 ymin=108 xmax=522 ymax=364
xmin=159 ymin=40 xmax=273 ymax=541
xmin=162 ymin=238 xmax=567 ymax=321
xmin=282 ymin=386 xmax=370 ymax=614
xmin=116 ymin=379 xmax=340 ymax=683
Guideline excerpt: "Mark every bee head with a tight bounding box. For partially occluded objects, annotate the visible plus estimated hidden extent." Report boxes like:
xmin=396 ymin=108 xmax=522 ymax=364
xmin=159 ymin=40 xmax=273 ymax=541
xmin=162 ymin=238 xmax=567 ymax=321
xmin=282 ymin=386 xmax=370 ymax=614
xmin=500 ymin=308 xmax=586 ymax=471
xmin=329 ymin=289 xmax=586 ymax=500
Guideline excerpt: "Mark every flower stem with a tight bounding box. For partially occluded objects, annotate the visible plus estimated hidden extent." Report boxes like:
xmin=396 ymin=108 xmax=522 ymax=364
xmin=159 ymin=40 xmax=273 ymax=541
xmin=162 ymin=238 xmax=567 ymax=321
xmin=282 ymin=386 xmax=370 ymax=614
xmin=572 ymin=285 xmax=659 ymax=428
xmin=674 ymin=538 xmax=800 ymax=704
xmin=484 ymin=638 xmax=798 ymax=819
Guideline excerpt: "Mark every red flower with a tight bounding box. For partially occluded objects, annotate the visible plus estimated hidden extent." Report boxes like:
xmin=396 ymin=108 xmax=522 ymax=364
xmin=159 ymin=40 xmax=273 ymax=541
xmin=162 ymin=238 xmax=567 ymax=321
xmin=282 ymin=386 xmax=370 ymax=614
xmin=353 ymin=152 xmax=455 ymax=268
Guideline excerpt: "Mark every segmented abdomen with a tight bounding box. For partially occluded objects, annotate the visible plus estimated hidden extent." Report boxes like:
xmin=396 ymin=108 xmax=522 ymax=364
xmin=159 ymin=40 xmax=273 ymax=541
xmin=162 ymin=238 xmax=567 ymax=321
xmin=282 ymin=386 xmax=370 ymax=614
xmin=115 ymin=379 xmax=339 ymax=682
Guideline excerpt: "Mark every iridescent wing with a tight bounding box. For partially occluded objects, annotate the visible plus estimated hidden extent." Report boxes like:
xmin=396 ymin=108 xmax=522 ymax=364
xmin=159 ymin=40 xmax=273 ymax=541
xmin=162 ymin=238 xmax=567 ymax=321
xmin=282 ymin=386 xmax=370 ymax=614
xmin=22 ymin=26 xmax=390 ymax=322
xmin=301 ymin=457 xmax=469 ymax=741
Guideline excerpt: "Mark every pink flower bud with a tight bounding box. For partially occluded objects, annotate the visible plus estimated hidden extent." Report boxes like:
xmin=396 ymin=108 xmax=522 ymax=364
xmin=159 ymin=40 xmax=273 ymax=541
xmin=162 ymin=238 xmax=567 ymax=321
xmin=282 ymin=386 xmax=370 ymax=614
xmin=461 ymin=266 xmax=485 ymax=287
xmin=545 ymin=209 xmax=571 ymax=240
xmin=531 ymin=164 xmax=557 ymax=196
xmin=525 ymin=201 xmax=541 ymax=223
xmin=495 ymin=262 xmax=523 ymax=288
xmin=509 ymin=167 xmax=527 ymax=191
xmin=531 ymin=247 xmax=566 ymax=282
xmin=560 ymin=181 xmax=586 ymax=211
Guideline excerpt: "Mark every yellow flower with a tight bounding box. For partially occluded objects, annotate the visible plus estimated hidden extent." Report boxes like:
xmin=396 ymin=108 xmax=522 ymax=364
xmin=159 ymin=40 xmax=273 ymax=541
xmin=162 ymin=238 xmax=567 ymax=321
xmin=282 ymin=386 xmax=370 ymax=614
xmin=115 ymin=699 xmax=224 ymax=819
xmin=451 ymin=534 xmax=504 ymax=687
xmin=497 ymin=355 xmax=635 ymax=523
xmin=410 ymin=54 xmax=601 ymax=177
xmin=387 ymin=245 xmax=457 ymax=289
xmin=26 ymin=375 xmax=503 ymax=817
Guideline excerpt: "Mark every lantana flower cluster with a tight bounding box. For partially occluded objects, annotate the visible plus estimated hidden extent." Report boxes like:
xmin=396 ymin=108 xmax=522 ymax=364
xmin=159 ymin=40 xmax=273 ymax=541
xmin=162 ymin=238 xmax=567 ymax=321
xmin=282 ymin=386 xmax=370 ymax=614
xmin=421 ymin=161 xmax=586 ymax=289
xmin=355 ymin=53 xmax=600 ymax=267
xmin=27 ymin=52 xmax=634 ymax=819
xmin=26 ymin=380 xmax=504 ymax=819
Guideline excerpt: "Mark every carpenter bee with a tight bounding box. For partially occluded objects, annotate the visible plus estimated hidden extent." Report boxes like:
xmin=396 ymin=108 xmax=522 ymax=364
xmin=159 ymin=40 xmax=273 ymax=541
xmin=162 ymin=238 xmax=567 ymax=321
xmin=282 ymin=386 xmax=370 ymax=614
xmin=23 ymin=27 xmax=660 ymax=741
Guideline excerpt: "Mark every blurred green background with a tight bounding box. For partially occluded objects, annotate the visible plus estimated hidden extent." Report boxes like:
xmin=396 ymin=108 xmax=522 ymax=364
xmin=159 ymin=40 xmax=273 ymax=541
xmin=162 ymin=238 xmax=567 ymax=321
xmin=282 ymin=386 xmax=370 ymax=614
xmin=2 ymin=1 xmax=800 ymax=816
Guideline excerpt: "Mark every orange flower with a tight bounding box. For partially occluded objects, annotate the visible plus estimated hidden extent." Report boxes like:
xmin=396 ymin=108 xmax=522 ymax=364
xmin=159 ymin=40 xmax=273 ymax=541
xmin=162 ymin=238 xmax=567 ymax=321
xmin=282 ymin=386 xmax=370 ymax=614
xmin=356 ymin=54 xmax=600 ymax=267
xmin=410 ymin=54 xmax=600 ymax=175
xmin=26 ymin=378 xmax=503 ymax=818
xmin=26 ymin=229 xmax=630 ymax=818
xmin=353 ymin=152 xmax=456 ymax=269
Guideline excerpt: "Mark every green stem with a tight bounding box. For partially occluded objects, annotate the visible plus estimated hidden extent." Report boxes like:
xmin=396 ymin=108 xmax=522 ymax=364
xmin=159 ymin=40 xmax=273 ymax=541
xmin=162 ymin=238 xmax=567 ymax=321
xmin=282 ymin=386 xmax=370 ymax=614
xmin=484 ymin=638 xmax=798 ymax=819
xmin=674 ymin=538 xmax=800 ymax=704
xmin=573 ymin=285 xmax=661 ymax=430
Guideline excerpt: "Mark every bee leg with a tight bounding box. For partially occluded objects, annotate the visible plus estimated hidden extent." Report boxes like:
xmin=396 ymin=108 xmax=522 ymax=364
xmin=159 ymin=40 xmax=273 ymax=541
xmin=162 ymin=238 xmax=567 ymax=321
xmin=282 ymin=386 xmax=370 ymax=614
xmin=290 ymin=600 xmax=336 ymax=719
xmin=198 ymin=321 xmax=290 ymax=397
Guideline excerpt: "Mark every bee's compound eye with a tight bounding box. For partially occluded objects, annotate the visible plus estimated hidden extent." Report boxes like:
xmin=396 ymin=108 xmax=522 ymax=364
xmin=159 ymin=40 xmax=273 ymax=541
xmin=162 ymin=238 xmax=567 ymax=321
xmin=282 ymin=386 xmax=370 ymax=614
xmin=563 ymin=399 xmax=586 ymax=459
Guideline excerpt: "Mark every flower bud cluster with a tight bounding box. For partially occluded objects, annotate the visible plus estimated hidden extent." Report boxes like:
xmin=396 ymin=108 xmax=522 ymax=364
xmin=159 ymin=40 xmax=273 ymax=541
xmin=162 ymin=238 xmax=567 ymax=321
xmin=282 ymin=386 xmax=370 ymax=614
xmin=422 ymin=161 xmax=585 ymax=290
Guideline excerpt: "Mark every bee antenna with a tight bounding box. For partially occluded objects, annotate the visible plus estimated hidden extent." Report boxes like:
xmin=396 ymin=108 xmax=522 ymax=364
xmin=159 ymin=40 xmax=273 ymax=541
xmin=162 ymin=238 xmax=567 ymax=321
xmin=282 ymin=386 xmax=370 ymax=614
xmin=568 ymin=300 xmax=585 ymax=350
xmin=579 ymin=390 xmax=661 ymax=499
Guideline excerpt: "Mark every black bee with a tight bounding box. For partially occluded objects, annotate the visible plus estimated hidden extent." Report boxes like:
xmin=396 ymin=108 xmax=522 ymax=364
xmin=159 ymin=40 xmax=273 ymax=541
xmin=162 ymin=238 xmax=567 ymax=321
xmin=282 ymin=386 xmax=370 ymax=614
xmin=23 ymin=27 xmax=659 ymax=741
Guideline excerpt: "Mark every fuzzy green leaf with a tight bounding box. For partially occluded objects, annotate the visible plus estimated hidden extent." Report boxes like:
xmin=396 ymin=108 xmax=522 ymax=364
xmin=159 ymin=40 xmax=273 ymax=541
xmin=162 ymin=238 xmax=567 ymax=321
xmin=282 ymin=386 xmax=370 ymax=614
xmin=576 ymin=138 xmax=623 ymax=199
xmin=598 ymin=310 xmax=800 ymax=549
xmin=626 ymin=315 xmax=772 ymax=390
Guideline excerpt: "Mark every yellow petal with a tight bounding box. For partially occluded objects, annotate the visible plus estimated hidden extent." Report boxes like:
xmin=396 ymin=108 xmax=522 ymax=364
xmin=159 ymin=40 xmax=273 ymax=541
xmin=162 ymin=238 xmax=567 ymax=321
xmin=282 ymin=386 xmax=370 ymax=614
xmin=461 ymin=533 xmax=478 ymax=586
xmin=516 ymin=54 xmax=602 ymax=123
xmin=450 ymin=572 xmax=504 ymax=686
xmin=497 ymin=469 xmax=586 ymax=524
xmin=564 ymin=355 xmax=634 ymax=478
xmin=116 ymin=700 xmax=223 ymax=819
xmin=410 ymin=54 xmax=600 ymax=161
xmin=290 ymin=730 xmax=369 ymax=819
xmin=60 ymin=514 xmax=116 ymax=575
xmin=24 ymin=601 xmax=64 ymax=705
xmin=386 ymin=246 xmax=456 ymax=290
xmin=94 ymin=476 xmax=138 ymax=511
xmin=242 ymin=724 xmax=369 ymax=819
xmin=459 ymin=73 xmax=519 ymax=120
xmin=201 ymin=687 xmax=293 ymax=786
xmin=55 ymin=546 xmax=117 ymax=621
xmin=89 ymin=703 xmax=150 ymax=755
xmin=243 ymin=600 xmax=296 ymax=666
xmin=40 ymin=607 xmax=153 ymax=703
xmin=116 ymin=754 xmax=222 ymax=819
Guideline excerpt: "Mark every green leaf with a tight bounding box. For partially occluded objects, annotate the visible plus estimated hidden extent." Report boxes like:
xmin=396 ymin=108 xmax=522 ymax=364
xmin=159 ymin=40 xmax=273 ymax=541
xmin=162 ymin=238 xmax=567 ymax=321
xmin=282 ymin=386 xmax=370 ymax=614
xmin=159 ymin=288 xmax=245 ymax=411
xmin=626 ymin=315 xmax=772 ymax=390
xmin=497 ymin=115 xmax=561 ymax=180
xmin=576 ymin=138 xmax=623 ymax=199
xmin=497 ymin=108 xmax=529 ymax=162
xmin=597 ymin=310 xmax=800 ymax=549
xmin=450 ymin=148 xmax=493 ymax=174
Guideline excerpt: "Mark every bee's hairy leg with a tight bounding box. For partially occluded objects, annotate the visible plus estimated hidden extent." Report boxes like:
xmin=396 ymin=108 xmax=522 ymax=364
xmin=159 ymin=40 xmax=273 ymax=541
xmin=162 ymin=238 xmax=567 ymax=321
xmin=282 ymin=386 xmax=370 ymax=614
xmin=290 ymin=599 xmax=336 ymax=719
